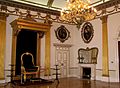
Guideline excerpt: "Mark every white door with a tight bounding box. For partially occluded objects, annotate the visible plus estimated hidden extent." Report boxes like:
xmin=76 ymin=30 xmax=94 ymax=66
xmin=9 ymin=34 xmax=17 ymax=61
xmin=56 ymin=50 xmax=69 ymax=78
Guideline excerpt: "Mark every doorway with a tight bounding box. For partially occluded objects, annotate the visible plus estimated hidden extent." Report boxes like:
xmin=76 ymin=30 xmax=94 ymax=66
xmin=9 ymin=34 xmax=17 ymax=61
xmin=57 ymin=50 xmax=69 ymax=78
xmin=54 ymin=44 xmax=72 ymax=78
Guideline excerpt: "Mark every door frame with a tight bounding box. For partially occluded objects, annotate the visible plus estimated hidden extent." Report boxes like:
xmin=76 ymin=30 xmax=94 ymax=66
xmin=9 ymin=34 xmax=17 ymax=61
xmin=54 ymin=43 xmax=72 ymax=78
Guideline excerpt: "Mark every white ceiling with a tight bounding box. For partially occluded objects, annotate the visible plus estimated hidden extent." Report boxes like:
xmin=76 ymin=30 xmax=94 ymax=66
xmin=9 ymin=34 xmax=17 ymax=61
xmin=12 ymin=0 xmax=111 ymax=11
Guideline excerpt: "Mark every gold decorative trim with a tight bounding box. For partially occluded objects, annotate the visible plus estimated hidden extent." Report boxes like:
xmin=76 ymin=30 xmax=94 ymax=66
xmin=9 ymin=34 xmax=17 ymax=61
xmin=11 ymin=18 xmax=51 ymax=32
xmin=0 ymin=12 xmax=8 ymax=80
xmin=96 ymin=69 xmax=116 ymax=71
xmin=102 ymin=74 xmax=109 ymax=77
xmin=101 ymin=16 xmax=109 ymax=77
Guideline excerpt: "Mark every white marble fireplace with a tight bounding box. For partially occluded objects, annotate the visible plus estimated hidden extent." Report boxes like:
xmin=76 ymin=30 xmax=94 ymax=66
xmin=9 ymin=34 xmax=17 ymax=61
xmin=78 ymin=64 xmax=96 ymax=80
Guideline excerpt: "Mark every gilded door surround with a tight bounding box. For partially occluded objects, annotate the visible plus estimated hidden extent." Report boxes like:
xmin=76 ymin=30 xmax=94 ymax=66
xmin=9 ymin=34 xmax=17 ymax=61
xmin=0 ymin=12 xmax=9 ymax=80
xmin=10 ymin=18 xmax=51 ymax=79
xmin=100 ymin=16 xmax=109 ymax=77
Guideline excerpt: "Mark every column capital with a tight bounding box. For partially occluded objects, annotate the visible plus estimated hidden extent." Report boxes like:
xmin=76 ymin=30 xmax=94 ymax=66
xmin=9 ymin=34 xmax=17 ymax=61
xmin=100 ymin=15 xmax=108 ymax=24
xmin=13 ymin=29 xmax=21 ymax=36
xmin=38 ymin=31 xmax=44 ymax=38
xmin=0 ymin=12 xmax=9 ymax=21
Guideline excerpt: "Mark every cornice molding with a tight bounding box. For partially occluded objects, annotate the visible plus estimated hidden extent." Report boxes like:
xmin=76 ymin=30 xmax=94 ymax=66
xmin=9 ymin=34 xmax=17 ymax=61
xmin=0 ymin=0 xmax=120 ymax=16
xmin=0 ymin=0 xmax=60 ymax=16
xmin=0 ymin=0 xmax=120 ymax=24
xmin=96 ymin=0 xmax=120 ymax=11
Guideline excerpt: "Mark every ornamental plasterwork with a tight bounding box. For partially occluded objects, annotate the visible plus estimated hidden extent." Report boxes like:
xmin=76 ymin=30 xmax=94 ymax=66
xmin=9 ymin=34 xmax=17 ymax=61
xmin=0 ymin=0 xmax=120 ymax=24
xmin=96 ymin=3 xmax=120 ymax=19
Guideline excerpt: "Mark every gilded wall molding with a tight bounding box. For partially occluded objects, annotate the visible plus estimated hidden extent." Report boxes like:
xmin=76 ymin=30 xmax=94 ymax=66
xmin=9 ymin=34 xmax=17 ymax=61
xmin=0 ymin=12 xmax=8 ymax=80
xmin=101 ymin=16 xmax=109 ymax=77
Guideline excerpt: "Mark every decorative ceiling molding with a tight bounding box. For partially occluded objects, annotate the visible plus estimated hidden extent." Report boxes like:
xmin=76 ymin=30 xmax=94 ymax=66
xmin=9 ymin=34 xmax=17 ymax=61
xmin=91 ymin=0 xmax=103 ymax=6
xmin=0 ymin=0 xmax=120 ymax=25
xmin=0 ymin=0 xmax=60 ymax=16
xmin=96 ymin=0 xmax=120 ymax=11
xmin=0 ymin=0 xmax=120 ymax=16
xmin=95 ymin=0 xmax=120 ymax=18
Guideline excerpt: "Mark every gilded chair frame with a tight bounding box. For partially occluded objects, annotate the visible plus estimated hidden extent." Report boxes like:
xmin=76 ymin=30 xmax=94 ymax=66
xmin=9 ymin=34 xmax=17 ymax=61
xmin=21 ymin=52 xmax=39 ymax=82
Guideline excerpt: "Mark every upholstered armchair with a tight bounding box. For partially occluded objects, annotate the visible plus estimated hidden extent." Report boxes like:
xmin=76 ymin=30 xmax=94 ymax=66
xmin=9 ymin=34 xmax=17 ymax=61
xmin=21 ymin=52 xmax=39 ymax=83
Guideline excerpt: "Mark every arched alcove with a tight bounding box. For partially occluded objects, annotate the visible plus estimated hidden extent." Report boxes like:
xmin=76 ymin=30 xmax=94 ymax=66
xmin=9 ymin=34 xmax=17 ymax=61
xmin=10 ymin=18 xmax=51 ymax=80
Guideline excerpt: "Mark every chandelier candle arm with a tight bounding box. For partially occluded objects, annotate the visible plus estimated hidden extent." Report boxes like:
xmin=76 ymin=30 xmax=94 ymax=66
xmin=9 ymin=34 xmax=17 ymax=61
xmin=61 ymin=0 xmax=97 ymax=30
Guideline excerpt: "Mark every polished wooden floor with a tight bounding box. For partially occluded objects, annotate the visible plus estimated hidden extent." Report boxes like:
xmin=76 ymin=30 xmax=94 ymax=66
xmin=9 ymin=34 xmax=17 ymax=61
xmin=0 ymin=77 xmax=120 ymax=88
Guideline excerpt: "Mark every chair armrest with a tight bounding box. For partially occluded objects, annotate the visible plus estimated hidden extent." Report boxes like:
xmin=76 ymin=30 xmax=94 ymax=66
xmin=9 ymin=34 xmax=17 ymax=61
xmin=21 ymin=66 xmax=25 ymax=74
xmin=35 ymin=66 xmax=39 ymax=72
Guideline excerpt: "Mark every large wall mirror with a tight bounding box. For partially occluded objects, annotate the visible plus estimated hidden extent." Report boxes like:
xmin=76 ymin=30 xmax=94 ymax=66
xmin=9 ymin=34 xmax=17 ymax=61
xmin=77 ymin=47 xmax=98 ymax=64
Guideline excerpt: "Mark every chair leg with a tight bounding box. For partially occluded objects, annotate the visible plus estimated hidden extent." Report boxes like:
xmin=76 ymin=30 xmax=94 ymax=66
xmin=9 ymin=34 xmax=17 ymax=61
xmin=21 ymin=74 xmax=24 ymax=84
xmin=24 ymin=74 xmax=26 ymax=82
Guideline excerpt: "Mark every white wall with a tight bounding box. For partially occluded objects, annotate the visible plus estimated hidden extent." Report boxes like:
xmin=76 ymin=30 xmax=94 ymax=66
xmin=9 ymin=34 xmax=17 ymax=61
xmin=75 ymin=12 xmax=120 ymax=82
xmin=50 ymin=22 xmax=76 ymax=77
xmin=4 ymin=14 xmax=77 ymax=82
xmin=107 ymin=13 xmax=120 ymax=82
xmin=5 ymin=15 xmax=18 ymax=82
xmin=2 ymin=9 xmax=120 ymax=83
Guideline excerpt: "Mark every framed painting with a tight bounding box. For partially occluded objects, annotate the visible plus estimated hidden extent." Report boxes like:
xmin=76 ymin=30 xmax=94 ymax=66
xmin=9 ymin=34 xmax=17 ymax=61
xmin=55 ymin=25 xmax=70 ymax=43
xmin=81 ymin=22 xmax=94 ymax=43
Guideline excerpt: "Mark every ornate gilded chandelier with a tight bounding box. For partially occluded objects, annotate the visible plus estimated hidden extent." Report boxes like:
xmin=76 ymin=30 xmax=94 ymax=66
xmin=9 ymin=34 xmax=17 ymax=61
xmin=61 ymin=0 xmax=97 ymax=29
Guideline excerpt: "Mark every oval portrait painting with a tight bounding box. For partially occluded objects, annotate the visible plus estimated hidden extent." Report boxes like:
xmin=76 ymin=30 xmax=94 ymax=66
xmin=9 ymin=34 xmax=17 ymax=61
xmin=55 ymin=25 xmax=70 ymax=43
xmin=81 ymin=22 xmax=94 ymax=43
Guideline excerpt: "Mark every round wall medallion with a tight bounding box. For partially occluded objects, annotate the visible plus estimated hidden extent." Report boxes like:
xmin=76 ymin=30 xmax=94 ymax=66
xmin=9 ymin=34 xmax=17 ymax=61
xmin=55 ymin=25 xmax=70 ymax=43
xmin=81 ymin=22 xmax=94 ymax=43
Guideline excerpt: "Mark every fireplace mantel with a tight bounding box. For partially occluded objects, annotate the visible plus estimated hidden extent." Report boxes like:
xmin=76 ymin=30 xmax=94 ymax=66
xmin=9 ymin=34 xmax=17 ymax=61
xmin=78 ymin=64 xmax=96 ymax=80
